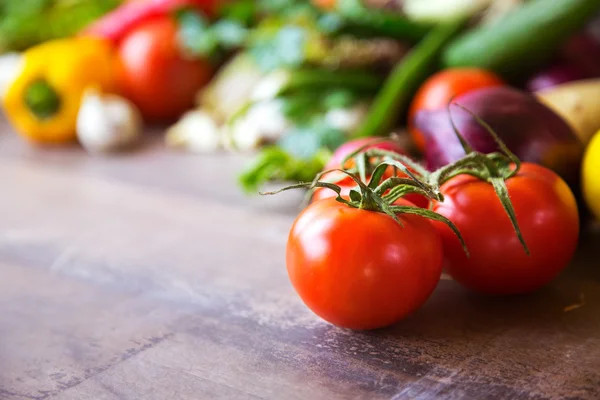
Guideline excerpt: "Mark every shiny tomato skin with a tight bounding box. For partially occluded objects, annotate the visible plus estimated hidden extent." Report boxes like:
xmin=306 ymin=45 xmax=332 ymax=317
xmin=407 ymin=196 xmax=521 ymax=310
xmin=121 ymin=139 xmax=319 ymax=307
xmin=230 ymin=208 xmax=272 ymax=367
xmin=117 ymin=17 xmax=213 ymax=120
xmin=287 ymin=198 xmax=443 ymax=330
xmin=408 ymin=68 xmax=504 ymax=151
xmin=432 ymin=163 xmax=579 ymax=295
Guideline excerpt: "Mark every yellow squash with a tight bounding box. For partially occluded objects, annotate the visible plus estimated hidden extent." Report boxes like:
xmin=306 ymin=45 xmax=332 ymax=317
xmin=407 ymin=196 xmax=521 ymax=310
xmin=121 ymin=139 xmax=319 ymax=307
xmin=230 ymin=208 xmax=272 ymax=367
xmin=3 ymin=37 xmax=118 ymax=144
xmin=582 ymin=129 xmax=600 ymax=220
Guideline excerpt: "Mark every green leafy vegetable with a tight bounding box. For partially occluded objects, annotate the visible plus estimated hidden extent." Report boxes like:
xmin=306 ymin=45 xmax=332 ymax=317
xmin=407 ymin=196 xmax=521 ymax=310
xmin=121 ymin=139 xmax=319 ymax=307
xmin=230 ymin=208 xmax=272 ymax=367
xmin=249 ymin=25 xmax=309 ymax=71
xmin=217 ymin=0 xmax=257 ymax=25
xmin=239 ymin=147 xmax=331 ymax=194
xmin=177 ymin=9 xmax=249 ymax=59
xmin=323 ymin=89 xmax=358 ymax=109
xmin=278 ymin=123 xmax=346 ymax=159
xmin=335 ymin=0 xmax=433 ymax=43
xmin=280 ymin=92 xmax=324 ymax=123
xmin=354 ymin=18 xmax=466 ymax=138
xmin=0 ymin=0 xmax=122 ymax=52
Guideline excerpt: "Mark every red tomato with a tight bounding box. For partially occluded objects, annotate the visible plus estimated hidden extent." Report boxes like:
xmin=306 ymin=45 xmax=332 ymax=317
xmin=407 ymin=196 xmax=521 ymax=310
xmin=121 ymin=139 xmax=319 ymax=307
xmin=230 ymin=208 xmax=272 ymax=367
xmin=117 ymin=17 xmax=213 ymax=120
xmin=287 ymin=198 xmax=443 ymax=330
xmin=314 ymin=138 xmax=429 ymax=207
xmin=286 ymin=199 xmax=443 ymax=330
xmin=432 ymin=163 xmax=579 ymax=295
xmin=408 ymin=68 xmax=504 ymax=151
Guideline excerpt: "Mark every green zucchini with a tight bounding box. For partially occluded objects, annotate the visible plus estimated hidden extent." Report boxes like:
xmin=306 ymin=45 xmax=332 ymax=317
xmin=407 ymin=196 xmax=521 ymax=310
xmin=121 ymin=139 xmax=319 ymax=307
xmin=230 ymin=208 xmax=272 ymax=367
xmin=443 ymin=0 xmax=600 ymax=77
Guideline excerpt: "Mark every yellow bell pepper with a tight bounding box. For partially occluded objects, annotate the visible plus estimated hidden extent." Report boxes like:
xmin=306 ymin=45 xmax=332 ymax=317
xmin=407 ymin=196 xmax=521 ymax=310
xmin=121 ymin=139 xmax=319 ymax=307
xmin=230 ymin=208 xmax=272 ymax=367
xmin=3 ymin=37 xmax=119 ymax=144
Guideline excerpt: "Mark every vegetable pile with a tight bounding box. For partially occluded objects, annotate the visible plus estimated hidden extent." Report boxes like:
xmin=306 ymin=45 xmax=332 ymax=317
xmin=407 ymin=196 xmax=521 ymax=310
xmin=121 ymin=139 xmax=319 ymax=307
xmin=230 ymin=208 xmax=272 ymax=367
xmin=1 ymin=0 xmax=600 ymax=328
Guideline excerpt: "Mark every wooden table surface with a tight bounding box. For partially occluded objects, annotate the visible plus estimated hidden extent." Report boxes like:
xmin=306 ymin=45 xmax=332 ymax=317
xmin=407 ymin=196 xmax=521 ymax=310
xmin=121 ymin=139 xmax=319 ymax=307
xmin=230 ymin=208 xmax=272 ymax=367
xmin=1 ymin=120 xmax=600 ymax=400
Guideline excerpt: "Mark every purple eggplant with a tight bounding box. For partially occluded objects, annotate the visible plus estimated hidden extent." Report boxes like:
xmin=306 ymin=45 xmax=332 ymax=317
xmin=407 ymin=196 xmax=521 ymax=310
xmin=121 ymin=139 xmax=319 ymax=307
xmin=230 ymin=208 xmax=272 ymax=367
xmin=414 ymin=86 xmax=584 ymax=184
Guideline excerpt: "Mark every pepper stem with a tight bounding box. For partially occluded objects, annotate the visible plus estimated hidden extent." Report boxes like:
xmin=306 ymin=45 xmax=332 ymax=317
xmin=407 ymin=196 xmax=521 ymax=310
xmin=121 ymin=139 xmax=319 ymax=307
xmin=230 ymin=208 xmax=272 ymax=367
xmin=24 ymin=79 xmax=61 ymax=120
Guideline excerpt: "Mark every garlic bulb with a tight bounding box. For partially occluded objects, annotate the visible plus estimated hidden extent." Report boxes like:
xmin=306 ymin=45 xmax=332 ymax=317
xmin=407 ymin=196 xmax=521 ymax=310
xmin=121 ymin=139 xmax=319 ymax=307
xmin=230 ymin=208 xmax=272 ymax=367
xmin=76 ymin=88 xmax=142 ymax=153
xmin=165 ymin=110 xmax=222 ymax=153
xmin=226 ymin=100 xmax=291 ymax=151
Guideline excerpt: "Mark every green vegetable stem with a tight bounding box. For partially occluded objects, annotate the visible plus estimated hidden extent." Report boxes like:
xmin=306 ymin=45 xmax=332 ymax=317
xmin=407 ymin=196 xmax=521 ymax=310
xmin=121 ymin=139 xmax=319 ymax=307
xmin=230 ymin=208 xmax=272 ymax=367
xmin=345 ymin=106 xmax=532 ymax=254
xmin=335 ymin=0 xmax=433 ymax=43
xmin=353 ymin=18 xmax=466 ymax=138
xmin=253 ymin=68 xmax=383 ymax=101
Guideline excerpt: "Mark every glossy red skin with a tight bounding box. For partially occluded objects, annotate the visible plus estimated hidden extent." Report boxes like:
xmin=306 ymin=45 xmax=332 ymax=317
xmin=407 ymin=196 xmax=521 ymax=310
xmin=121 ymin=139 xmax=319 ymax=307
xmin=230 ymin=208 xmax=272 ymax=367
xmin=432 ymin=163 xmax=579 ymax=295
xmin=408 ymin=68 xmax=504 ymax=151
xmin=117 ymin=17 xmax=213 ymax=120
xmin=318 ymin=138 xmax=429 ymax=207
xmin=287 ymin=198 xmax=443 ymax=330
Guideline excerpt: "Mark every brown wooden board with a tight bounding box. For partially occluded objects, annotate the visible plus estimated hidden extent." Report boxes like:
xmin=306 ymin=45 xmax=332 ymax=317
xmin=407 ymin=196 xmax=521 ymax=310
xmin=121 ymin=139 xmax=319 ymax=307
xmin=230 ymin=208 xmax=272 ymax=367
xmin=0 ymin=121 xmax=599 ymax=400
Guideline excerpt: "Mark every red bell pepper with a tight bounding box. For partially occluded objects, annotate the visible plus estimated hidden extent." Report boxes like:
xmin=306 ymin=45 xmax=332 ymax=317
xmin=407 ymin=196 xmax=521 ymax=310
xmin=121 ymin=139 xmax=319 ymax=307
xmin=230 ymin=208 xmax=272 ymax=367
xmin=81 ymin=0 xmax=217 ymax=44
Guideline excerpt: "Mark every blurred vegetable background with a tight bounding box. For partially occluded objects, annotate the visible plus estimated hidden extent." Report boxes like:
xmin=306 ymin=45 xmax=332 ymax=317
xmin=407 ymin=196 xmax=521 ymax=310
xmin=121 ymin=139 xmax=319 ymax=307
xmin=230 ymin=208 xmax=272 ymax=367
xmin=1 ymin=0 xmax=600 ymax=215
xmin=3 ymin=0 xmax=600 ymax=330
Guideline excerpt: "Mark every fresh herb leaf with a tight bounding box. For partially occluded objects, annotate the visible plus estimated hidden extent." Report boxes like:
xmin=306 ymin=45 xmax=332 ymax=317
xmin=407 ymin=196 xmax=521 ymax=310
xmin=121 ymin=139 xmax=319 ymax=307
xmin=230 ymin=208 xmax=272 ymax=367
xmin=249 ymin=25 xmax=308 ymax=71
xmin=258 ymin=0 xmax=317 ymax=17
xmin=177 ymin=10 xmax=215 ymax=55
xmin=177 ymin=9 xmax=249 ymax=59
xmin=217 ymin=0 xmax=257 ymax=25
xmin=323 ymin=89 xmax=358 ymax=110
xmin=317 ymin=13 xmax=346 ymax=34
xmin=238 ymin=146 xmax=331 ymax=193
xmin=280 ymin=92 xmax=323 ymax=124
xmin=279 ymin=88 xmax=361 ymax=126
xmin=212 ymin=20 xmax=248 ymax=48
xmin=278 ymin=123 xmax=346 ymax=160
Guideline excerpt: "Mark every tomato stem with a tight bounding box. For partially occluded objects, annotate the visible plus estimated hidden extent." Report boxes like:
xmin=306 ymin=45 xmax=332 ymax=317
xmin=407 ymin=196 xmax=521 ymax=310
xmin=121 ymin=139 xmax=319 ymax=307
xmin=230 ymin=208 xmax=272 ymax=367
xmin=262 ymin=162 xmax=469 ymax=255
xmin=264 ymin=107 xmax=532 ymax=258
xmin=352 ymin=106 xmax=530 ymax=255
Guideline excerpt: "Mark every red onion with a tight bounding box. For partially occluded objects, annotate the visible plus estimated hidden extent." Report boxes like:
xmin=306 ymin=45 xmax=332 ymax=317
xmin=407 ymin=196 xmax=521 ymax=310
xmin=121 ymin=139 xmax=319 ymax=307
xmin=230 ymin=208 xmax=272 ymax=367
xmin=559 ymin=32 xmax=600 ymax=78
xmin=414 ymin=87 xmax=583 ymax=184
xmin=526 ymin=63 xmax=586 ymax=92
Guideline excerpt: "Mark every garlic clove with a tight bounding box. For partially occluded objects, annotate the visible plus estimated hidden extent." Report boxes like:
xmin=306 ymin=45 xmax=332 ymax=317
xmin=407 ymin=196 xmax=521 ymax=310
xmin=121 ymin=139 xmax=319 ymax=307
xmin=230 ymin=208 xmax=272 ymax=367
xmin=165 ymin=110 xmax=222 ymax=153
xmin=77 ymin=88 xmax=142 ymax=153
xmin=226 ymin=100 xmax=291 ymax=151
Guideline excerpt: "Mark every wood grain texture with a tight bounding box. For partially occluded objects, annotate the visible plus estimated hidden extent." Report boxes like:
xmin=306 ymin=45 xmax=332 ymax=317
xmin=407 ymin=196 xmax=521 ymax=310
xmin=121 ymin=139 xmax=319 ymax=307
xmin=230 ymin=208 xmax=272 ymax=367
xmin=0 ymin=120 xmax=599 ymax=400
